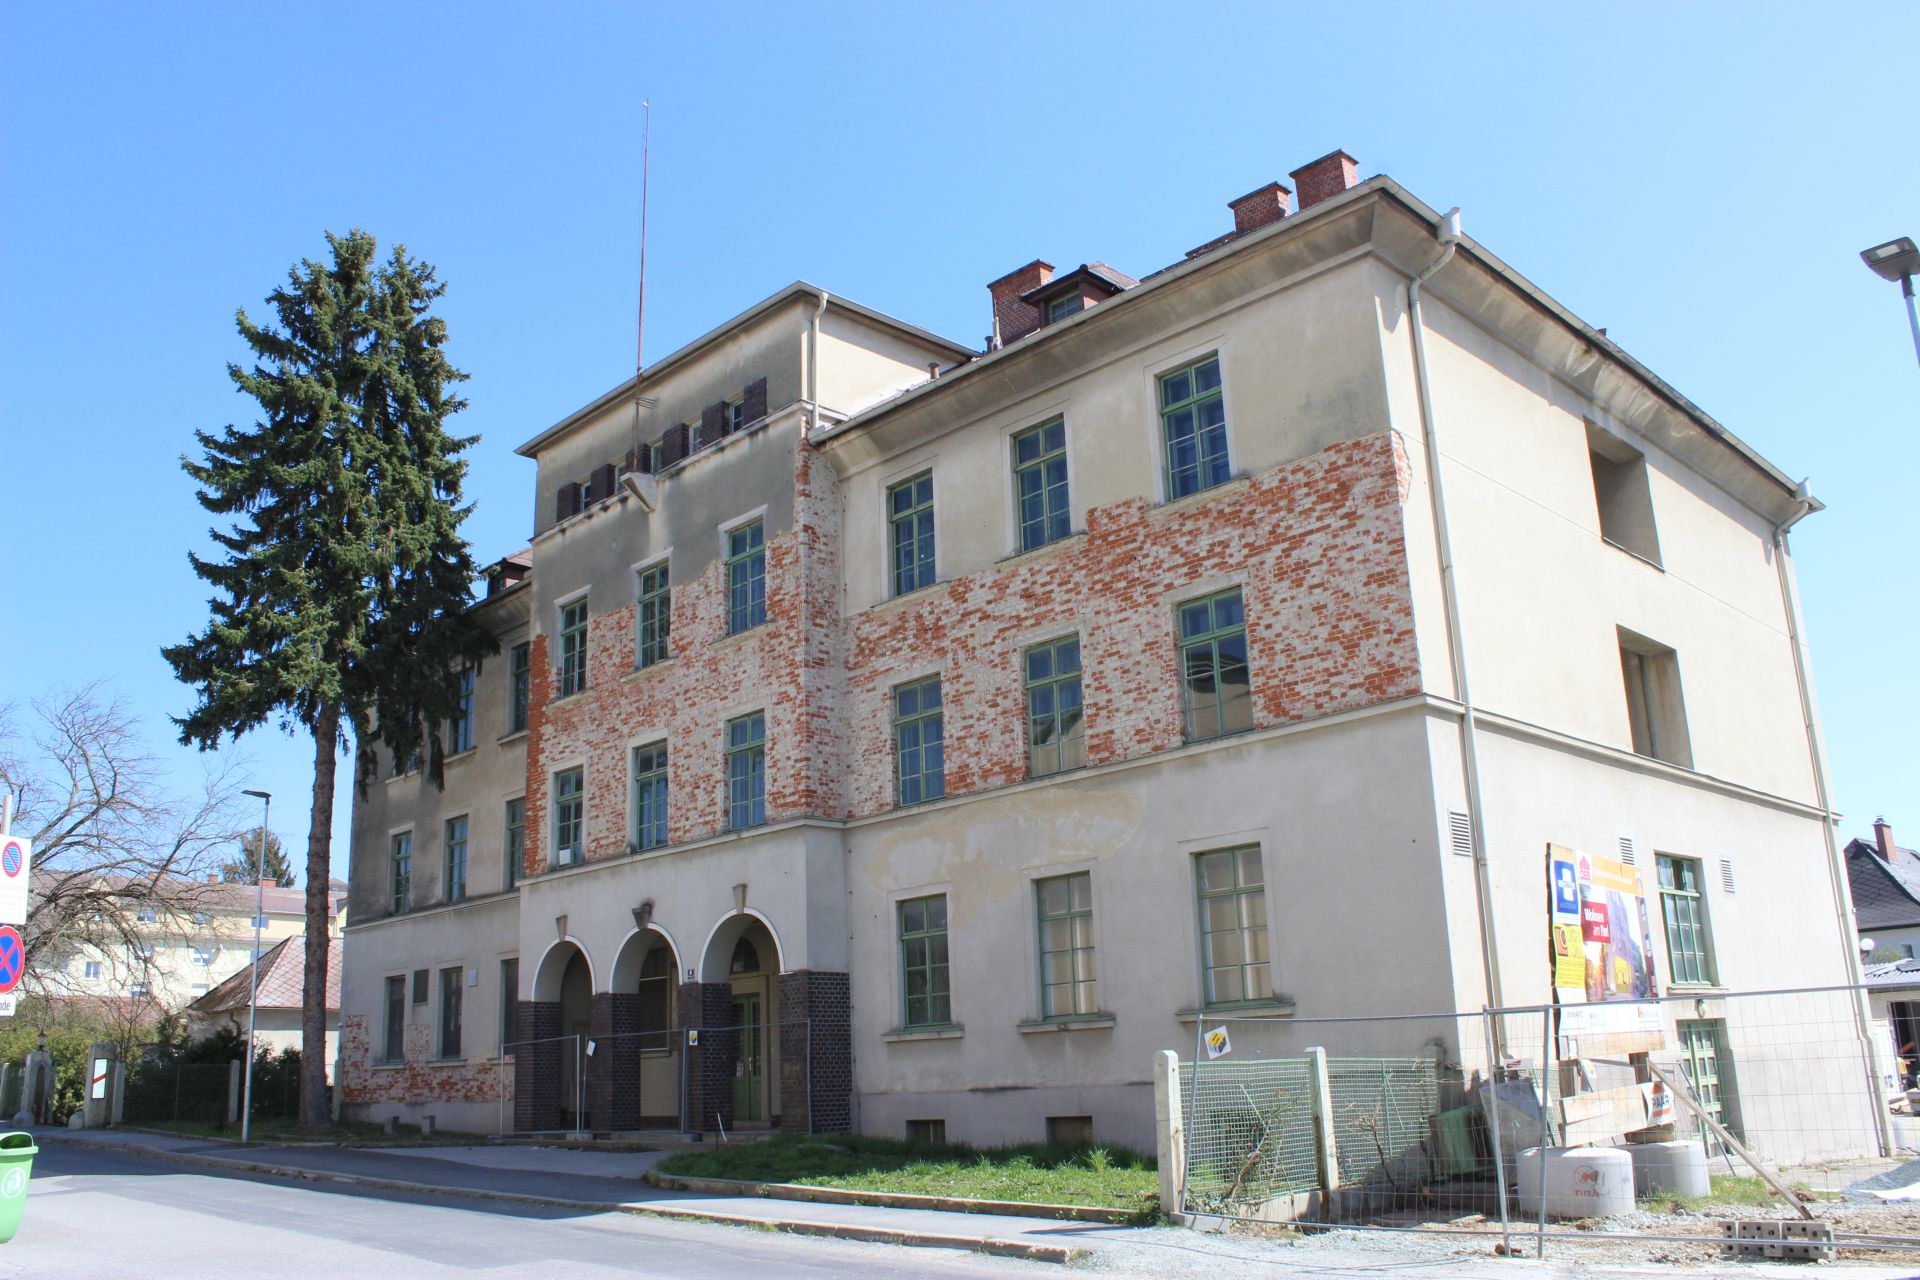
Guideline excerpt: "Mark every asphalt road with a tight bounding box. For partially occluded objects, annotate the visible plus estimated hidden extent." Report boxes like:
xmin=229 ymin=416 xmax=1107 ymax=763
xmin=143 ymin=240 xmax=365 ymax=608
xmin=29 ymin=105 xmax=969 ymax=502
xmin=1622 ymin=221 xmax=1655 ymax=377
xmin=8 ymin=1142 xmax=1063 ymax=1279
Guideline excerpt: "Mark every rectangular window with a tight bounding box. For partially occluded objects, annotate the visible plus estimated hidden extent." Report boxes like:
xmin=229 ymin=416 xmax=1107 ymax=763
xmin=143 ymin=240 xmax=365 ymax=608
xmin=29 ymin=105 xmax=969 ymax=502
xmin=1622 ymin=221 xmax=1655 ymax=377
xmin=133 ymin=941 xmax=154 ymax=959
xmin=1159 ymin=355 xmax=1229 ymax=499
xmin=726 ymin=521 xmax=766 ymax=634
xmin=1046 ymin=294 xmax=1083 ymax=323
xmin=504 ymin=798 xmax=524 ymax=889
xmin=383 ymin=975 xmax=405 ymax=1063
xmin=1179 ymin=588 xmax=1252 ymax=741
xmin=553 ymin=768 xmax=584 ymax=866
xmin=130 ymin=982 xmax=149 ymax=998
xmin=84 ymin=960 xmax=102 ymax=980
xmin=726 ymin=713 xmax=766 ymax=829
xmin=1025 ymin=636 xmax=1084 ymax=776
xmin=1619 ymin=629 xmax=1692 ymax=768
xmin=447 ymin=666 xmax=475 ymax=754
xmin=508 ymin=642 xmax=531 ymax=733
xmin=191 ymin=983 xmax=209 ymax=997
xmin=192 ymin=947 xmax=214 ymax=966
xmin=636 ymin=562 xmax=671 ymax=667
xmin=1037 ymin=872 xmax=1097 ymax=1019
xmin=899 ymin=894 xmax=951 ymax=1028
xmin=500 ymin=957 xmax=519 ymax=1051
xmin=1047 ymin=1115 xmax=1094 ymax=1146
xmin=1012 ymin=420 xmax=1071 ymax=552
xmin=390 ymin=832 xmax=412 ymax=914
xmin=444 ymin=815 xmax=468 ymax=903
xmin=136 ymin=907 xmax=158 ymax=924
xmin=894 ymin=677 xmax=945 ymax=805
xmin=1196 ymin=846 xmax=1270 ymax=1006
xmin=1588 ymin=425 xmax=1662 ymax=564
xmin=632 ymin=742 xmax=669 ymax=850
xmin=725 ymin=398 xmax=747 ymax=434
xmin=558 ymin=597 xmax=589 ymax=698
xmin=888 ymin=473 xmax=936 ymax=596
xmin=439 ymin=966 xmax=464 ymax=1059
xmin=905 ymin=1118 xmax=947 ymax=1145
xmin=1658 ymin=854 xmax=1715 ymax=986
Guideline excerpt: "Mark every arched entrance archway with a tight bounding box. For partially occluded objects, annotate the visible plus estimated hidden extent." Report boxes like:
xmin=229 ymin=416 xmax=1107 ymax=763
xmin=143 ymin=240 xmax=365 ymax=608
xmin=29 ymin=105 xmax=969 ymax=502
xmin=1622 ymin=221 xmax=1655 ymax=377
xmin=602 ymin=927 xmax=682 ymax=1129
xmin=694 ymin=913 xmax=783 ymax=1131
xmin=515 ymin=939 xmax=593 ymax=1132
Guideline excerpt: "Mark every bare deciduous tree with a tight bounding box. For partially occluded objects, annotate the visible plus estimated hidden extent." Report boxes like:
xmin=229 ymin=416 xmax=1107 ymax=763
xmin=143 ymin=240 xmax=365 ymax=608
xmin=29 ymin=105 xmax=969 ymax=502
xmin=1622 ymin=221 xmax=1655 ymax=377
xmin=0 ymin=684 xmax=245 ymax=999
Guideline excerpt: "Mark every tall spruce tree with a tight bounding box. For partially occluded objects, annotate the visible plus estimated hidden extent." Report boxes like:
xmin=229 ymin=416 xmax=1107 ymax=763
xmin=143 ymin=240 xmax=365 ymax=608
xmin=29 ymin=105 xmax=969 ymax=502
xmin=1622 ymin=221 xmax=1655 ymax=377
xmin=165 ymin=230 xmax=495 ymax=1126
xmin=221 ymin=829 xmax=295 ymax=889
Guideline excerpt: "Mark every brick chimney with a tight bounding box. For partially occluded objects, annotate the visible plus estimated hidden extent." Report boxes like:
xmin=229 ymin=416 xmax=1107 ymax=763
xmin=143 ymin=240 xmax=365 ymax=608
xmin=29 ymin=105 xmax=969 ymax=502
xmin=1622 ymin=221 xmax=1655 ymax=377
xmin=988 ymin=260 xmax=1053 ymax=348
xmin=1229 ymin=181 xmax=1292 ymax=235
xmin=1289 ymin=149 xmax=1360 ymax=210
xmin=1877 ymin=817 xmax=1897 ymax=862
xmin=261 ymin=877 xmax=278 ymax=888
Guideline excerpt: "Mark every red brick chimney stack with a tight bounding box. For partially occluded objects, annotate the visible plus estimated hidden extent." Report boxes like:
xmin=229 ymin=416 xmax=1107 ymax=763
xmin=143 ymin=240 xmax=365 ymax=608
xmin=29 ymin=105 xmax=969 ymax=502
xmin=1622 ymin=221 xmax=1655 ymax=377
xmin=988 ymin=260 xmax=1054 ymax=348
xmin=1289 ymin=149 xmax=1360 ymax=210
xmin=1229 ymin=181 xmax=1293 ymax=235
xmin=1876 ymin=817 xmax=1897 ymax=862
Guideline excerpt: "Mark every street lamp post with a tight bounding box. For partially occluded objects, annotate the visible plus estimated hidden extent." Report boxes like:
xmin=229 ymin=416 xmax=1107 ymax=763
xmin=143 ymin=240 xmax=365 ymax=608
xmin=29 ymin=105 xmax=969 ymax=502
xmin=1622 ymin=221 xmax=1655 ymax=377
xmin=239 ymin=788 xmax=271 ymax=1145
xmin=1860 ymin=237 xmax=1920 ymax=372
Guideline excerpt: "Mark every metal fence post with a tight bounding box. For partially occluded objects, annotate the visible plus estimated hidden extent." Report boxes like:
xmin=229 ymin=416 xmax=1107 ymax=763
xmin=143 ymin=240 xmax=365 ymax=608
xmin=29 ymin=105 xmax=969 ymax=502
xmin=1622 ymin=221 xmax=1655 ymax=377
xmin=1481 ymin=1008 xmax=1511 ymax=1251
xmin=1305 ymin=1045 xmax=1340 ymax=1205
xmin=1536 ymin=1005 xmax=1551 ymax=1259
xmin=804 ymin=1019 xmax=814 ymax=1136
xmin=226 ymin=1060 xmax=242 ymax=1125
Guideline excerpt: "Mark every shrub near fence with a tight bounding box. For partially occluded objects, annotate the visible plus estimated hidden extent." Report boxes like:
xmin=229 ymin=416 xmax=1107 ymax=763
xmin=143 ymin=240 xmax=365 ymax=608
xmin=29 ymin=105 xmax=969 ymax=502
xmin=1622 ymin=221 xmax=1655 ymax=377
xmin=121 ymin=1060 xmax=234 ymax=1126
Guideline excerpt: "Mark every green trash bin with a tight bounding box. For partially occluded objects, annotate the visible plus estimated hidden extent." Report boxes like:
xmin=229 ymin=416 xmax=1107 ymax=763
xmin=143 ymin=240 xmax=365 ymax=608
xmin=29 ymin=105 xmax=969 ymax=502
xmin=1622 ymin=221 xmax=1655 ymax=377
xmin=0 ymin=1131 xmax=35 ymax=1243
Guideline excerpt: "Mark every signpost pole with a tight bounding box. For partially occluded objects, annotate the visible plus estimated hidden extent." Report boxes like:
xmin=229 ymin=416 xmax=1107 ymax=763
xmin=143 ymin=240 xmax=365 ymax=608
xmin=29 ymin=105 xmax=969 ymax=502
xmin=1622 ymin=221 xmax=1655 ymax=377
xmin=239 ymin=790 xmax=271 ymax=1145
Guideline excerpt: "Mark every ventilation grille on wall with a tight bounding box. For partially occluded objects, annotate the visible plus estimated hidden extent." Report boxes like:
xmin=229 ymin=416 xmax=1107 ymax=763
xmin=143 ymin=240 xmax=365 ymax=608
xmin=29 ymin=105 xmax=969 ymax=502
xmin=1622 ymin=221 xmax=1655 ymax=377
xmin=1618 ymin=836 xmax=1638 ymax=866
xmin=1719 ymin=858 xmax=1737 ymax=895
xmin=1448 ymin=811 xmax=1473 ymax=857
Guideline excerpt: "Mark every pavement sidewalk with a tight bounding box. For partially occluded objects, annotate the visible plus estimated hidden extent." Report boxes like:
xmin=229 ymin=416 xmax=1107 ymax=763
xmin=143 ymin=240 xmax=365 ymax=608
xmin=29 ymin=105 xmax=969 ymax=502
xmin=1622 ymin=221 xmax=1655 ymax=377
xmin=37 ymin=1127 xmax=1118 ymax=1263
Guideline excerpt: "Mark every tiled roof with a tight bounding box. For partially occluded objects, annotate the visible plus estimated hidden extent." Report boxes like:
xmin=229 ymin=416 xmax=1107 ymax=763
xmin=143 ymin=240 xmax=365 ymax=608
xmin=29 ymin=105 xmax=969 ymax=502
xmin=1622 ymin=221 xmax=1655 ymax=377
xmin=187 ymin=934 xmax=341 ymax=1014
xmin=1864 ymin=958 xmax=1920 ymax=989
xmin=29 ymin=870 xmax=345 ymax=919
xmin=1846 ymin=838 xmax=1920 ymax=930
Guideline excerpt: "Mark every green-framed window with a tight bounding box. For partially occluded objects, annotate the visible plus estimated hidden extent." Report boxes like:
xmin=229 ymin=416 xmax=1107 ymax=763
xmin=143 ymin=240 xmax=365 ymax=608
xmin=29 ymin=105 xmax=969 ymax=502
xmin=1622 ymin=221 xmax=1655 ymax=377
xmin=1178 ymin=588 xmax=1252 ymax=741
xmin=390 ymin=832 xmax=412 ymax=914
xmin=1037 ymin=872 xmax=1097 ymax=1019
xmin=1025 ymin=636 xmax=1084 ymax=776
xmin=1658 ymin=854 xmax=1715 ymax=986
xmin=726 ymin=712 xmax=766 ymax=829
xmin=447 ymin=667 xmax=475 ymax=754
xmin=503 ymin=797 xmax=524 ymax=890
xmin=899 ymin=894 xmax=951 ymax=1028
xmin=1195 ymin=846 xmax=1270 ymax=1006
xmin=1012 ymin=420 xmax=1070 ymax=552
xmin=558 ymin=597 xmax=589 ymax=697
xmin=894 ymin=677 xmax=945 ymax=805
xmin=888 ymin=473 xmax=936 ymax=596
xmin=637 ymin=562 xmax=671 ymax=667
xmin=444 ymin=815 xmax=467 ymax=902
xmin=1047 ymin=294 xmax=1083 ymax=323
xmin=726 ymin=521 xmax=766 ymax=634
xmin=508 ymin=643 xmax=531 ymax=733
xmin=1159 ymin=355 xmax=1229 ymax=499
xmin=1677 ymin=1018 xmax=1738 ymax=1147
xmin=633 ymin=742 xmax=669 ymax=850
xmin=554 ymin=766 xmax=584 ymax=866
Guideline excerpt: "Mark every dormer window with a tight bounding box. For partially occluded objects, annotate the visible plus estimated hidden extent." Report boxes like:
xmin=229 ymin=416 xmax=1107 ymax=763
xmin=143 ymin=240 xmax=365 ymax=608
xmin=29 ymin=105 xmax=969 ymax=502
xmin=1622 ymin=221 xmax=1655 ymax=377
xmin=1047 ymin=295 xmax=1083 ymax=324
xmin=1019 ymin=262 xmax=1139 ymax=332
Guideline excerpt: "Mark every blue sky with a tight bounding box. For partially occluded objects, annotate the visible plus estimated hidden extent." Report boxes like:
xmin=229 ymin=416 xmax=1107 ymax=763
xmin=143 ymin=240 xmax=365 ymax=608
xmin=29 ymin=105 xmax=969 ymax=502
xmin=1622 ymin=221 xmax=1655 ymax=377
xmin=2 ymin=2 xmax=1916 ymax=874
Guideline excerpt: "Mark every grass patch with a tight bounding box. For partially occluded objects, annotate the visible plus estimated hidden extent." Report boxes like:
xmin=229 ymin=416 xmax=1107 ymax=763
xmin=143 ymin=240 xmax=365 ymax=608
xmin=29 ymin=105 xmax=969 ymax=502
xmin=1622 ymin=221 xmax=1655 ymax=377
xmin=656 ymin=1132 xmax=1158 ymax=1214
xmin=1639 ymin=1173 xmax=1814 ymax=1214
xmin=134 ymin=1118 xmax=480 ymax=1147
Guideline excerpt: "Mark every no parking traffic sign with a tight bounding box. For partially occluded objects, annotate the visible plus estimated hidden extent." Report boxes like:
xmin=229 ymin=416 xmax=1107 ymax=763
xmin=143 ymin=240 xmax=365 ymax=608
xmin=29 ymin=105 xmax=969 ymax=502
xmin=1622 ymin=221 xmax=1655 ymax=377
xmin=0 ymin=834 xmax=26 ymax=930
xmin=0 ymin=926 xmax=22 ymax=995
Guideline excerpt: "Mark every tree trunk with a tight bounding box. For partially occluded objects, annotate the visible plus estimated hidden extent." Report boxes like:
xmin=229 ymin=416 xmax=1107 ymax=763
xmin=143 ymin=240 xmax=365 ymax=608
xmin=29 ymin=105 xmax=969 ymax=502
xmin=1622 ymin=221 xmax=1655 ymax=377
xmin=299 ymin=702 xmax=341 ymax=1128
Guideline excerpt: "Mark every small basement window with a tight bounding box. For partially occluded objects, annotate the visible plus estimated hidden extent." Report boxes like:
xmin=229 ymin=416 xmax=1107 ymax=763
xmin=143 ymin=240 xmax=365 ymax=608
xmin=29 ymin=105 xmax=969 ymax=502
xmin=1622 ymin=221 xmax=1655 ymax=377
xmin=905 ymin=1118 xmax=946 ymax=1145
xmin=1619 ymin=627 xmax=1692 ymax=768
xmin=1587 ymin=425 xmax=1662 ymax=565
xmin=1047 ymin=1115 xmax=1094 ymax=1146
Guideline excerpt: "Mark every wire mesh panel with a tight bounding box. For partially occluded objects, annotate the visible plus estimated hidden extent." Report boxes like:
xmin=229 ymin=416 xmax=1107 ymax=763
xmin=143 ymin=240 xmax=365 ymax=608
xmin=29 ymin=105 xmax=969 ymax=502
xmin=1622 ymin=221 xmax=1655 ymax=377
xmin=1180 ymin=1057 xmax=1317 ymax=1216
xmin=1326 ymin=1057 xmax=1443 ymax=1192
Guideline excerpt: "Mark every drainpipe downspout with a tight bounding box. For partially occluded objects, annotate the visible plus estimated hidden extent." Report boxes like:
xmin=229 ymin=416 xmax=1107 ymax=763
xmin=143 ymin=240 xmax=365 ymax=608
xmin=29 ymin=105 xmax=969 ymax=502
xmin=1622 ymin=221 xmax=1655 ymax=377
xmin=1773 ymin=493 xmax=1892 ymax=1153
xmin=1407 ymin=210 xmax=1507 ymax=1025
xmin=808 ymin=290 xmax=829 ymax=438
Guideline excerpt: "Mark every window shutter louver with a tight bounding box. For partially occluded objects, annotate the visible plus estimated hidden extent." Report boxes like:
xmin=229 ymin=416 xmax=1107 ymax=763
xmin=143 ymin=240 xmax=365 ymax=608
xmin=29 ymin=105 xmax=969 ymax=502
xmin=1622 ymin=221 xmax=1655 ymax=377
xmin=554 ymin=481 xmax=581 ymax=522
xmin=698 ymin=401 xmax=726 ymax=450
xmin=656 ymin=423 xmax=689 ymax=468
xmin=742 ymin=376 xmax=768 ymax=427
xmin=590 ymin=462 xmax=617 ymax=502
xmin=1618 ymin=836 xmax=1637 ymax=866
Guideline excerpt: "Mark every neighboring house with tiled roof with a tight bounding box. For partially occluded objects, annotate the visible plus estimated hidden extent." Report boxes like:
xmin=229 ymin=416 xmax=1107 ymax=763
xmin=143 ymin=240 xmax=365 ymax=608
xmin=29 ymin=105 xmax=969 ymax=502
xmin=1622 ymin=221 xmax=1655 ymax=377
xmin=184 ymin=933 xmax=342 ymax=1076
xmin=1846 ymin=819 xmax=1920 ymax=959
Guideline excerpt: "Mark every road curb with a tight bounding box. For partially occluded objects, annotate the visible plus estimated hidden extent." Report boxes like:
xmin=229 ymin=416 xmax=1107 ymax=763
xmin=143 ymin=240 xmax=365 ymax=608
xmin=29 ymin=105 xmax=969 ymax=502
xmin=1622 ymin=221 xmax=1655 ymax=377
xmin=649 ymin=1170 xmax=1148 ymax=1224
xmin=42 ymin=1134 xmax=1083 ymax=1264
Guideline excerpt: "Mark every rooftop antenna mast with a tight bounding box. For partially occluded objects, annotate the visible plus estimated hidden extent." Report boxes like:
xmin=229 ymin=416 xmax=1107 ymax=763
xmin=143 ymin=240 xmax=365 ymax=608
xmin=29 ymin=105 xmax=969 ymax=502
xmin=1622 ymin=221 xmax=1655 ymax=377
xmin=628 ymin=100 xmax=657 ymax=472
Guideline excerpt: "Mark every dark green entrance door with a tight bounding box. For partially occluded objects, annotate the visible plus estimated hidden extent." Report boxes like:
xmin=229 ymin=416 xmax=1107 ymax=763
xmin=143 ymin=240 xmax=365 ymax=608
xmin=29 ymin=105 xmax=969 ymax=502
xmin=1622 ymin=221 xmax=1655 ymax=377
xmin=731 ymin=993 xmax=764 ymax=1123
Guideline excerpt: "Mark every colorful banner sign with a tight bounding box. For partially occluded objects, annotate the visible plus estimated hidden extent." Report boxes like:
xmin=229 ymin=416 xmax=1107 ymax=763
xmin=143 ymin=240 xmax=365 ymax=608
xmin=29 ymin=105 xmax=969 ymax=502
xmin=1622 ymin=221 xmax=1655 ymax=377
xmin=1548 ymin=843 xmax=1662 ymax=1035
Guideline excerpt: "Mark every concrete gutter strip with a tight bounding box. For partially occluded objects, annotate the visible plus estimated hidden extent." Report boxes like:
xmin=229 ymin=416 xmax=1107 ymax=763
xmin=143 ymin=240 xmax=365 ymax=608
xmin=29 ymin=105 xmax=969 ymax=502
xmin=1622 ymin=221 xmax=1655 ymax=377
xmin=42 ymin=1134 xmax=1081 ymax=1265
xmin=649 ymin=1170 xmax=1147 ymax=1224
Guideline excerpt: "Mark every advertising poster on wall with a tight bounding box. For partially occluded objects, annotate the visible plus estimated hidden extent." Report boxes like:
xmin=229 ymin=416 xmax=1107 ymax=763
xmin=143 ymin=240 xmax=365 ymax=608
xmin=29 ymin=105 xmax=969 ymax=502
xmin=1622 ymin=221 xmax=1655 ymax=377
xmin=1548 ymin=843 xmax=1663 ymax=1035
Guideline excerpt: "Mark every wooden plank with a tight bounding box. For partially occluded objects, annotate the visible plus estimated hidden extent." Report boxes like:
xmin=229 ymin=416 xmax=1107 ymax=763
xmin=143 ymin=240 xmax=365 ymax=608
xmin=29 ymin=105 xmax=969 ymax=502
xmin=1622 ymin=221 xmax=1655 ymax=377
xmin=1557 ymin=1084 xmax=1648 ymax=1142
xmin=1645 ymin=1061 xmax=1812 ymax=1220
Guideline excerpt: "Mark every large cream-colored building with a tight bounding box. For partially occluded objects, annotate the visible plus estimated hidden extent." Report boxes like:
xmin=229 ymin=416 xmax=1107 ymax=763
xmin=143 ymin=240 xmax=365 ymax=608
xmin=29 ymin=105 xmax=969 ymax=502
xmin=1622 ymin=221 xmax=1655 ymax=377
xmin=40 ymin=874 xmax=345 ymax=1011
xmin=338 ymin=148 xmax=1873 ymax=1155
